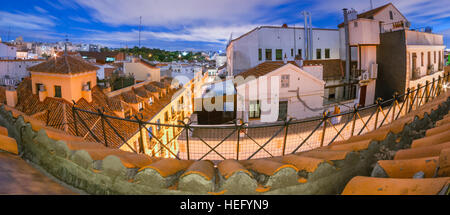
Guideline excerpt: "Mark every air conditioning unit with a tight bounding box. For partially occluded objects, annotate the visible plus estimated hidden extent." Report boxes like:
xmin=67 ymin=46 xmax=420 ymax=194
xmin=370 ymin=63 xmax=378 ymax=79
xmin=361 ymin=71 xmax=370 ymax=81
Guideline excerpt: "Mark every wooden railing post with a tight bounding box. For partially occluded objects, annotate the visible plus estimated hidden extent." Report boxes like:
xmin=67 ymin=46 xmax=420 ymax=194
xmin=350 ymin=105 xmax=357 ymax=137
xmin=320 ymin=111 xmax=328 ymax=147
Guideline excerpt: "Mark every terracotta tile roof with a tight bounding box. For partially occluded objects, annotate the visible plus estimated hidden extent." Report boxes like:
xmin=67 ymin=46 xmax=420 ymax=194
xmin=235 ymin=61 xmax=300 ymax=79
xmin=140 ymin=59 xmax=158 ymax=69
xmin=27 ymin=55 xmax=99 ymax=74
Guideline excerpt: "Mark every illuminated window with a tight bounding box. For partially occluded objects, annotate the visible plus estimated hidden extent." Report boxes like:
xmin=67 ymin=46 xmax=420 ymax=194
xmin=138 ymin=102 xmax=143 ymax=111
xmin=148 ymin=97 xmax=153 ymax=104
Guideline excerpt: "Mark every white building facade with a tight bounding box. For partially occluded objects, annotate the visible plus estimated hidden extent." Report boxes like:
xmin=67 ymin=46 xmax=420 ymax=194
xmin=227 ymin=25 xmax=341 ymax=76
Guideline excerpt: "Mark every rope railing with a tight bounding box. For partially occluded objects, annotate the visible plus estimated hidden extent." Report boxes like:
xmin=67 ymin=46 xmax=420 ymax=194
xmin=67 ymin=72 xmax=449 ymax=161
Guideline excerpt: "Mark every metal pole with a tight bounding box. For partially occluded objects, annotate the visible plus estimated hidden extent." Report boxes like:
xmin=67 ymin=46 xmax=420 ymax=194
xmin=72 ymin=101 xmax=79 ymax=136
xmin=320 ymin=112 xmax=328 ymax=147
xmin=185 ymin=123 xmax=190 ymax=160
xmin=374 ymin=98 xmax=381 ymax=130
xmin=350 ymin=106 xmax=357 ymax=137
xmin=236 ymin=121 xmax=241 ymax=160
xmin=99 ymin=109 xmax=108 ymax=147
xmin=391 ymin=93 xmax=397 ymax=123
xmin=282 ymin=119 xmax=291 ymax=156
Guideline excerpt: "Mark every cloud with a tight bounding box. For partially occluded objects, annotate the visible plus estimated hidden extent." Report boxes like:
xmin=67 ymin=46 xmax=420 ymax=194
xmin=74 ymin=0 xmax=289 ymax=27
xmin=34 ymin=6 xmax=48 ymax=13
xmin=0 ymin=11 xmax=56 ymax=30
xmin=75 ymin=24 xmax=260 ymax=46
xmin=69 ymin=16 xmax=91 ymax=24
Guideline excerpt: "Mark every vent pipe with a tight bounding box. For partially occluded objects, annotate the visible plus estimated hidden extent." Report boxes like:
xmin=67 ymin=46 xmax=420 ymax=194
xmin=343 ymin=8 xmax=351 ymax=99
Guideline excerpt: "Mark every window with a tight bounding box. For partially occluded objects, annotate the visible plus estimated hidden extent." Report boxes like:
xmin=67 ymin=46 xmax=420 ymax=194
xmin=434 ymin=51 xmax=436 ymax=64
xmin=258 ymin=49 xmax=262 ymax=61
xmin=265 ymin=49 xmax=272 ymax=60
xmin=298 ymin=49 xmax=302 ymax=58
xmin=138 ymin=102 xmax=143 ymax=111
xmin=87 ymin=81 xmax=91 ymax=90
xmin=328 ymin=87 xmax=336 ymax=99
xmin=156 ymin=119 xmax=161 ymax=131
xmin=148 ymin=97 xmax=153 ymax=104
xmin=389 ymin=11 xmax=393 ymax=20
xmin=249 ymin=100 xmax=261 ymax=119
xmin=354 ymin=22 xmax=358 ymax=27
xmin=291 ymin=49 xmax=294 ymax=57
xmin=421 ymin=52 xmax=424 ymax=66
xmin=276 ymin=49 xmax=283 ymax=60
xmin=54 ymin=85 xmax=61 ymax=98
xmin=125 ymin=110 xmax=131 ymax=119
xmin=325 ymin=49 xmax=330 ymax=59
xmin=316 ymin=49 xmax=322 ymax=59
xmin=35 ymin=83 xmax=43 ymax=94
xmin=164 ymin=111 xmax=169 ymax=122
xmin=281 ymin=75 xmax=290 ymax=88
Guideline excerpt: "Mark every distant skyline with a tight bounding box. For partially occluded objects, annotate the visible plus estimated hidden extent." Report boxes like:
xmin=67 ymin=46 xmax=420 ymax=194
xmin=1 ymin=0 xmax=449 ymax=51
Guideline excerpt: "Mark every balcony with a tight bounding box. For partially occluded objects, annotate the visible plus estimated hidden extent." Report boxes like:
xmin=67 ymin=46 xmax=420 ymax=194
xmin=412 ymin=67 xmax=421 ymax=80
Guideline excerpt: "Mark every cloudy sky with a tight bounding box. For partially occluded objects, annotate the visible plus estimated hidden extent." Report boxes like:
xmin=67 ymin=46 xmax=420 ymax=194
xmin=1 ymin=0 xmax=449 ymax=51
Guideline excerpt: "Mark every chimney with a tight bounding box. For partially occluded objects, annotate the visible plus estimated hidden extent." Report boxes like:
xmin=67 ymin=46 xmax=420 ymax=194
xmin=38 ymin=85 xmax=47 ymax=102
xmin=102 ymin=82 xmax=112 ymax=94
xmin=343 ymin=8 xmax=351 ymax=99
xmin=5 ymin=86 xmax=18 ymax=107
xmin=295 ymin=55 xmax=303 ymax=68
xmin=81 ymin=83 xmax=92 ymax=103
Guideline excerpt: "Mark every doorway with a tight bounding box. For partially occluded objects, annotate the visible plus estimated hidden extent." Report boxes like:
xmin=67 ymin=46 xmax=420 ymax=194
xmin=278 ymin=101 xmax=288 ymax=121
xmin=359 ymin=85 xmax=367 ymax=107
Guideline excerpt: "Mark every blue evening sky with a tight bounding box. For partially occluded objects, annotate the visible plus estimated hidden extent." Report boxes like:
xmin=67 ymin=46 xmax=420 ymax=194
xmin=0 ymin=0 xmax=449 ymax=51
